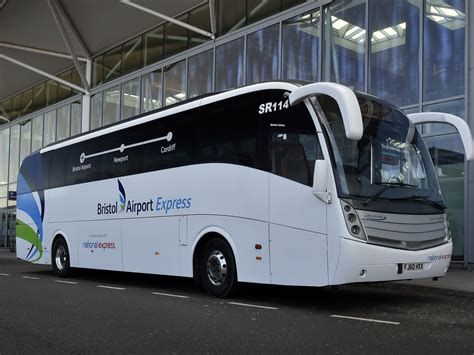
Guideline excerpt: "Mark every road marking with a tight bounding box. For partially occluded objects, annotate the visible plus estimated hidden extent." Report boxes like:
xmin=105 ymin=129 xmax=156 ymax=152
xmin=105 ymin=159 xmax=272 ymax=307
xmin=0 ymin=273 xmax=10 ymax=276
xmin=22 ymin=276 xmax=40 ymax=280
xmin=55 ymin=280 xmax=78 ymax=285
xmin=97 ymin=285 xmax=126 ymax=290
xmin=152 ymin=292 xmax=190 ymax=299
xmin=330 ymin=315 xmax=400 ymax=325
xmin=228 ymin=302 xmax=278 ymax=310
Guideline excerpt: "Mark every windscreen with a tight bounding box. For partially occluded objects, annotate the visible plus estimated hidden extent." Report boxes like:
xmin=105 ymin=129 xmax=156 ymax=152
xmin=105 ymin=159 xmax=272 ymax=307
xmin=312 ymin=94 xmax=444 ymax=212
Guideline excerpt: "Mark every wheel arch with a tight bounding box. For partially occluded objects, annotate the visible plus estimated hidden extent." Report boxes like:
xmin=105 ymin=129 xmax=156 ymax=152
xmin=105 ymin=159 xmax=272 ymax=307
xmin=191 ymin=226 xmax=239 ymax=281
xmin=50 ymin=230 xmax=71 ymax=260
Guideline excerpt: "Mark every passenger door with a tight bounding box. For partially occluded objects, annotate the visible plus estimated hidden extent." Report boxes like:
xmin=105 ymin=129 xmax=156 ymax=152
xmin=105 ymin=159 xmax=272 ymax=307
xmin=262 ymin=91 xmax=328 ymax=286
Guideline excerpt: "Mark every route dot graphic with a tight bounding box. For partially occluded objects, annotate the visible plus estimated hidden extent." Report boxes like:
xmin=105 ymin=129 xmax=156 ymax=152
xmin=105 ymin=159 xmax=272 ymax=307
xmin=120 ymin=144 xmax=125 ymax=153
xmin=80 ymin=153 xmax=85 ymax=164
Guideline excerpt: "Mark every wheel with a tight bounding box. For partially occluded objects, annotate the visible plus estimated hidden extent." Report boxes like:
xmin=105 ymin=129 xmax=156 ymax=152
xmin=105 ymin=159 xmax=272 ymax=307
xmin=199 ymin=238 xmax=237 ymax=298
xmin=52 ymin=238 xmax=71 ymax=277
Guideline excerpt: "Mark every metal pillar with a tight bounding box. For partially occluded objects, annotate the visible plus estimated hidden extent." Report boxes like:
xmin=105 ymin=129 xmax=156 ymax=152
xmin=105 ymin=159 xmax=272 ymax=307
xmin=120 ymin=0 xmax=215 ymax=39
xmin=47 ymin=0 xmax=91 ymax=92
xmin=81 ymin=59 xmax=92 ymax=133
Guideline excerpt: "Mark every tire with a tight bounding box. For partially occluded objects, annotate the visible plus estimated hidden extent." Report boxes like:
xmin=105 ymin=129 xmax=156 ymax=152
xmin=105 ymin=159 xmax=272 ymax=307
xmin=52 ymin=238 xmax=71 ymax=277
xmin=199 ymin=238 xmax=237 ymax=298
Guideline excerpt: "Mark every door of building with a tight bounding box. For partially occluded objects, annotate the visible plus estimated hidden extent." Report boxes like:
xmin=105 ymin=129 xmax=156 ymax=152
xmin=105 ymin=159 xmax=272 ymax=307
xmin=0 ymin=212 xmax=6 ymax=248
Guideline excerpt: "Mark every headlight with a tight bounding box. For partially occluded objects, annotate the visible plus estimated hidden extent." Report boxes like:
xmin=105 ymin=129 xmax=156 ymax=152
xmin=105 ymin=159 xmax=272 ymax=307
xmin=341 ymin=200 xmax=367 ymax=241
xmin=444 ymin=214 xmax=452 ymax=242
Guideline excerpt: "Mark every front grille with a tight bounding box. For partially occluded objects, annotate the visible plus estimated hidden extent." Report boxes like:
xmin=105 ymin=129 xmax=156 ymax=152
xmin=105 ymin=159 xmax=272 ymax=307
xmin=358 ymin=211 xmax=448 ymax=251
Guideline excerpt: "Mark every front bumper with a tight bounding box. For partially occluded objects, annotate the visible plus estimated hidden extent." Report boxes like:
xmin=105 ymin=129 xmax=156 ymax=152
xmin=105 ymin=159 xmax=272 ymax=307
xmin=331 ymin=237 xmax=452 ymax=285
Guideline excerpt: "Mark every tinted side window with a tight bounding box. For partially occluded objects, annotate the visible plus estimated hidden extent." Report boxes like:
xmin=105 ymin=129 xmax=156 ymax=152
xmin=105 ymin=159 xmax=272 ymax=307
xmin=45 ymin=109 xmax=196 ymax=189
xmin=197 ymin=92 xmax=264 ymax=170
xmin=261 ymin=90 xmax=323 ymax=186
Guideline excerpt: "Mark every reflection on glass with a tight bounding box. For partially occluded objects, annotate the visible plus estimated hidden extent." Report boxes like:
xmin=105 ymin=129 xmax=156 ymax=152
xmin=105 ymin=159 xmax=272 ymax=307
xmin=369 ymin=0 xmax=420 ymax=106
xmin=164 ymin=14 xmax=189 ymax=58
xmin=216 ymin=0 xmax=246 ymax=35
xmin=58 ymin=70 xmax=72 ymax=101
xmin=164 ymin=61 xmax=187 ymax=106
xmin=142 ymin=70 xmax=163 ymax=113
xmin=144 ymin=26 xmax=164 ymax=66
xmin=19 ymin=120 xmax=31 ymax=164
xmin=31 ymin=84 xmax=45 ymax=113
xmin=422 ymin=99 xmax=464 ymax=136
xmin=323 ymin=1 xmax=365 ymax=90
xmin=104 ymin=46 xmax=122 ymax=82
xmin=103 ymin=86 xmax=121 ymax=126
xmin=57 ymin=105 xmax=71 ymax=141
xmin=20 ymin=90 xmax=33 ymax=117
xmin=247 ymin=25 xmax=279 ymax=84
xmin=90 ymin=93 xmax=102 ymax=130
xmin=46 ymin=80 xmax=58 ymax=106
xmin=189 ymin=4 xmax=211 ymax=48
xmin=9 ymin=125 xmax=20 ymax=183
xmin=92 ymin=55 xmax=104 ymax=87
xmin=43 ymin=110 xmax=57 ymax=147
xmin=247 ymin=0 xmax=281 ymax=24
xmin=71 ymin=102 xmax=82 ymax=137
xmin=282 ymin=0 xmax=307 ymax=10
xmin=32 ymin=115 xmax=43 ymax=151
xmin=122 ymin=37 xmax=143 ymax=75
xmin=282 ymin=11 xmax=320 ymax=82
xmin=424 ymin=133 xmax=464 ymax=260
xmin=122 ymin=79 xmax=140 ymax=120
xmin=0 ymin=128 xmax=10 ymax=185
xmin=215 ymin=38 xmax=244 ymax=91
xmin=424 ymin=0 xmax=465 ymax=101
xmin=188 ymin=50 xmax=213 ymax=98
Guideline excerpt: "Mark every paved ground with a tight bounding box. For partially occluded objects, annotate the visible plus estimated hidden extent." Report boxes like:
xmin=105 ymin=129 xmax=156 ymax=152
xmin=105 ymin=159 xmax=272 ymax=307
xmin=0 ymin=251 xmax=473 ymax=354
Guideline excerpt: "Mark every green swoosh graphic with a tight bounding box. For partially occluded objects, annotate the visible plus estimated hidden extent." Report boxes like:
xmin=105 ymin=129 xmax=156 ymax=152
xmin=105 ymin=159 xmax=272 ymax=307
xmin=16 ymin=219 xmax=43 ymax=263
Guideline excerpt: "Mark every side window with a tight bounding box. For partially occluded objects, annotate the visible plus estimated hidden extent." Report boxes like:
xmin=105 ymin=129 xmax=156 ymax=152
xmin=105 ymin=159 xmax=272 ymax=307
xmin=261 ymin=90 xmax=323 ymax=186
xmin=271 ymin=130 xmax=323 ymax=186
xmin=197 ymin=92 xmax=263 ymax=169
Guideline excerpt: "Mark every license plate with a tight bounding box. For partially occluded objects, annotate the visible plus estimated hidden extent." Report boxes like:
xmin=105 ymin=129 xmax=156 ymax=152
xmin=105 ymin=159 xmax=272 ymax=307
xmin=403 ymin=263 xmax=424 ymax=272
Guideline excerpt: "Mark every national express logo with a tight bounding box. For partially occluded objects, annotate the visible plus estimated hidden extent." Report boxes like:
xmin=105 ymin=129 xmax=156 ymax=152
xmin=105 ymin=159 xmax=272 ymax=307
xmin=97 ymin=179 xmax=192 ymax=216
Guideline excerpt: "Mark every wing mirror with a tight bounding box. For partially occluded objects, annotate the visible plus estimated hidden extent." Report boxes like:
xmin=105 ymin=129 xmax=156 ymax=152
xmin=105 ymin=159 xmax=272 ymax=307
xmin=312 ymin=160 xmax=332 ymax=204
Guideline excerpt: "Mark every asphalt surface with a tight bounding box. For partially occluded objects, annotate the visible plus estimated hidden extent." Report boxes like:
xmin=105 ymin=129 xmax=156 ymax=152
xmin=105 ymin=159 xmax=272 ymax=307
xmin=0 ymin=252 xmax=473 ymax=354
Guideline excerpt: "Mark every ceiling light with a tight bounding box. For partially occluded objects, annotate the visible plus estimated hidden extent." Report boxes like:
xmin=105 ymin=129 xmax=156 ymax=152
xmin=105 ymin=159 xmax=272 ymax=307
xmin=438 ymin=6 xmax=460 ymax=17
xmin=399 ymin=22 xmax=407 ymax=30
xmin=175 ymin=93 xmax=186 ymax=99
xmin=382 ymin=27 xmax=397 ymax=37
xmin=344 ymin=26 xmax=360 ymax=37
xmin=351 ymin=29 xmax=366 ymax=40
xmin=332 ymin=18 xmax=349 ymax=30
xmin=372 ymin=31 xmax=387 ymax=40
xmin=428 ymin=15 xmax=445 ymax=23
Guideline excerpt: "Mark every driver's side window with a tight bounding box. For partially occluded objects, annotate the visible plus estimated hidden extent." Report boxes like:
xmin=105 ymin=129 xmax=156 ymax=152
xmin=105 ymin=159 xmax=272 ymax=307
xmin=271 ymin=131 xmax=323 ymax=186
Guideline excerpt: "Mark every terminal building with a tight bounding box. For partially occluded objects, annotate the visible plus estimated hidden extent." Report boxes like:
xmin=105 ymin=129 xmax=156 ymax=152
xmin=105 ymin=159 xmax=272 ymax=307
xmin=0 ymin=0 xmax=472 ymax=268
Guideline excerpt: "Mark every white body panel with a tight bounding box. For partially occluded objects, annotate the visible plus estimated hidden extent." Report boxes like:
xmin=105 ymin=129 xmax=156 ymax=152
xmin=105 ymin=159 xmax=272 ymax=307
xmin=269 ymin=174 xmax=328 ymax=286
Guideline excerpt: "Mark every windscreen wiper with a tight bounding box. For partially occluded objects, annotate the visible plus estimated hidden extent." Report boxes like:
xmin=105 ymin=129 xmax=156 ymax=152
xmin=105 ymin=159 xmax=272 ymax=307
xmin=363 ymin=182 xmax=419 ymax=205
xmin=392 ymin=195 xmax=446 ymax=209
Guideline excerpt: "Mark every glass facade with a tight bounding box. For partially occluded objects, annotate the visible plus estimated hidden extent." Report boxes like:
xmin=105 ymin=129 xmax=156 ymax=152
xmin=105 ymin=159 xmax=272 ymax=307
xmin=0 ymin=0 xmax=471 ymax=263
xmin=282 ymin=10 xmax=320 ymax=82
xmin=246 ymin=24 xmax=279 ymax=84
xmin=323 ymin=2 xmax=365 ymax=90
xmin=215 ymin=38 xmax=245 ymax=91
